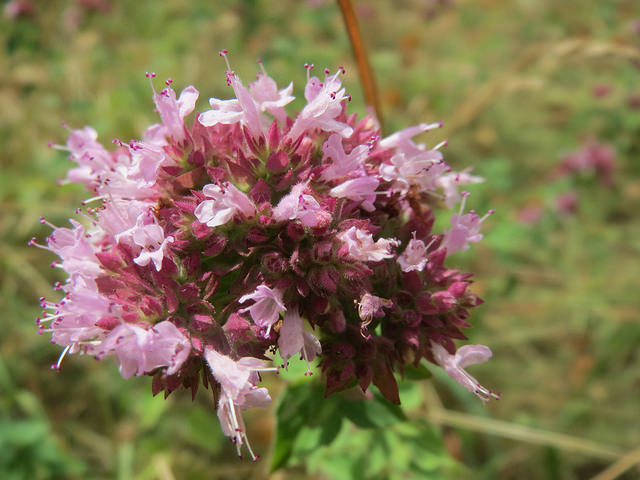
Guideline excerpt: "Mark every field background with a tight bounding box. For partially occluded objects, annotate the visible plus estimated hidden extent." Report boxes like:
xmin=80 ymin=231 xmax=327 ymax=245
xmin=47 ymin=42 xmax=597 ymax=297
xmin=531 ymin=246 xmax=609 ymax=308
xmin=1 ymin=0 xmax=639 ymax=479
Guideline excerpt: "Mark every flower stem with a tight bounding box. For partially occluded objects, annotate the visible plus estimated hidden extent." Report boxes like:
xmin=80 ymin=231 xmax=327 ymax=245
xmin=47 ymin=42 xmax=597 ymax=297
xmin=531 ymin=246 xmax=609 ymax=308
xmin=336 ymin=0 xmax=384 ymax=132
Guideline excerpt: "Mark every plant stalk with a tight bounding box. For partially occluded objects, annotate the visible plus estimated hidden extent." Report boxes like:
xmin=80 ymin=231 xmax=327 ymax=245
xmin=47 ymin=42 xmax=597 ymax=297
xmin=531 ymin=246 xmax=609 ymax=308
xmin=336 ymin=0 xmax=384 ymax=131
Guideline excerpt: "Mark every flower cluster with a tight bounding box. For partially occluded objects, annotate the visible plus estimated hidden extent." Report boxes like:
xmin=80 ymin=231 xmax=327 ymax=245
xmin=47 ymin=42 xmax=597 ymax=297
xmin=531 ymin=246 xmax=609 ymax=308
xmin=34 ymin=53 xmax=498 ymax=459
xmin=556 ymin=141 xmax=615 ymax=187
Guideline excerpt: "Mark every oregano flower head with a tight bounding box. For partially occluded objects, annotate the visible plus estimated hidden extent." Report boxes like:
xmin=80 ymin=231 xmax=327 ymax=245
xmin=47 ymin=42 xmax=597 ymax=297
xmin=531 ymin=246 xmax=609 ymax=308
xmin=34 ymin=52 xmax=498 ymax=460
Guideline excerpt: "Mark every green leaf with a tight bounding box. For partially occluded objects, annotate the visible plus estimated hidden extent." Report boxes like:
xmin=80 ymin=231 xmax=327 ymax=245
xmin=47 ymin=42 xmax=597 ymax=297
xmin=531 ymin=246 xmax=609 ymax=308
xmin=340 ymin=393 xmax=406 ymax=429
xmin=270 ymin=381 xmax=323 ymax=472
xmin=402 ymin=362 xmax=433 ymax=380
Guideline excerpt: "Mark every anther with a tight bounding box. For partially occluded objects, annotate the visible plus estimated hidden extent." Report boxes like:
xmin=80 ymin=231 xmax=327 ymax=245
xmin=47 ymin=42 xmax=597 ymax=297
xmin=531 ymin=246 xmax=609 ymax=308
xmin=219 ymin=49 xmax=233 ymax=74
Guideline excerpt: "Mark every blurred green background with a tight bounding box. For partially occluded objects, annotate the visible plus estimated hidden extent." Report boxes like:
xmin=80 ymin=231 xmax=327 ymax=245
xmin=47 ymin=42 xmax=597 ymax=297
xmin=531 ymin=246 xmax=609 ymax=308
xmin=1 ymin=0 xmax=639 ymax=479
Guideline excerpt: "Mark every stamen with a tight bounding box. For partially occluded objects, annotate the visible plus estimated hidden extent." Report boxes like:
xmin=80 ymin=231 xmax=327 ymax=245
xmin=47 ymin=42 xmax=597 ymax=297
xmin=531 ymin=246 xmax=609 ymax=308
xmin=51 ymin=344 xmax=72 ymax=371
xmin=75 ymin=208 xmax=98 ymax=225
xmin=28 ymin=237 xmax=47 ymax=249
xmin=145 ymin=72 xmax=157 ymax=95
xmin=242 ymin=430 xmax=258 ymax=462
xmin=425 ymin=236 xmax=438 ymax=251
xmin=226 ymin=398 xmax=244 ymax=457
xmin=433 ymin=139 xmax=449 ymax=150
xmin=256 ymin=57 xmax=266 ymax=76
xmin=421 ymin=121 xmax=442 ymax=132
xmin=459 ymin=192 xmax=470 ymax=215
xmin=479 ymin=209 xmax=495 ymax=222
xmin=301 ymin=344 xmax=313 ymax=376
xmin=375 ymin=189 xmax=393 ymax=197
xmin=39 ymin=216 xmax=57 ymax=229
xmin=81 ymin=195 xmax=106 ymax=205
xmin=48 ymin=143 xmax=69 ymax=151
xmin=304 ymin=63 xmax=314 ymax=82
xmin=37 ymin=313 xmax=64 ymax=324
xmin=254 ymin=366 xmax=279 ymax=374
xmin=219 ymin=49 xmax=232 ymax=72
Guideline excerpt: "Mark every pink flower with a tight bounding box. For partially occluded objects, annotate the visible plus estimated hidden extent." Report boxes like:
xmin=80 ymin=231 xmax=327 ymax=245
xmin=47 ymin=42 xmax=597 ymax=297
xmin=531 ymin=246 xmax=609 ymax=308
xmin=40 ymin=276 xmax=111 ymax=352
xmin=127 ymin=141 xmax=171 ymax=186
xmin=145 ymin=83 xmax=199 ymax=144
xmin=101 ymin=199 xmax=153 ymax=245
xmin=380 ymin=151 xmax=446 ymax=195
xmin=205 ymin=349 xmax=275 ymax=460
xmin=249 ymin=70 xmax=295 ymax=124
xmin=278 ymin=309 xmax=321 ymax=372
xmin=132 ymin=218 xmax=175 ymax=271
xmin=287 ymin=70 xmax=353 ymax=141
xmin=397 ymin=232 xmax=429 ymax=272
xmin=194 ymin=182 xmax=256 ymax=228
xmin=436 ymin=169 xmax=484 ymax=209
xmin=356 ymin=293 xmax=393 ymax=337
xmin=273 ymin=182 xmax=331 ymax=227
xmin=143 ymin=321 xmax=191 ymax=375
xmin=205 ymin=349 xmax=268 ymax=400
xmin=304 ymin=75 xmax=324 ymax=102
xmin=320 ymin=133 xmax=369 ymax=181
xmin=336 ymin=226 xmax=399 ymax=262
xmin=357 ymin=293 xmax=392 ymax=321
xmin=431 ymin=342 xmax=500 ymax=403
xmin=441 ymin=193 xmax=492 ymax=255
xmin=329 ymin=176 xmax=379 ymax=212
xmin=99 ymin=324 xmax=149 ymax=378
xmin=100 ymin=321 xmax=190 ymax=379
xmin=238 ymin=284 xmax=286 ymax=335
xmin=64 ymin=126 xmax=114 ymax=188
xmin=199 ymin=72 xmax=263 ymax=138
xmin=43 ymin=220 xmax=102 ymax=281
xmin=378 ymin=122 xmax=442 ymax=156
